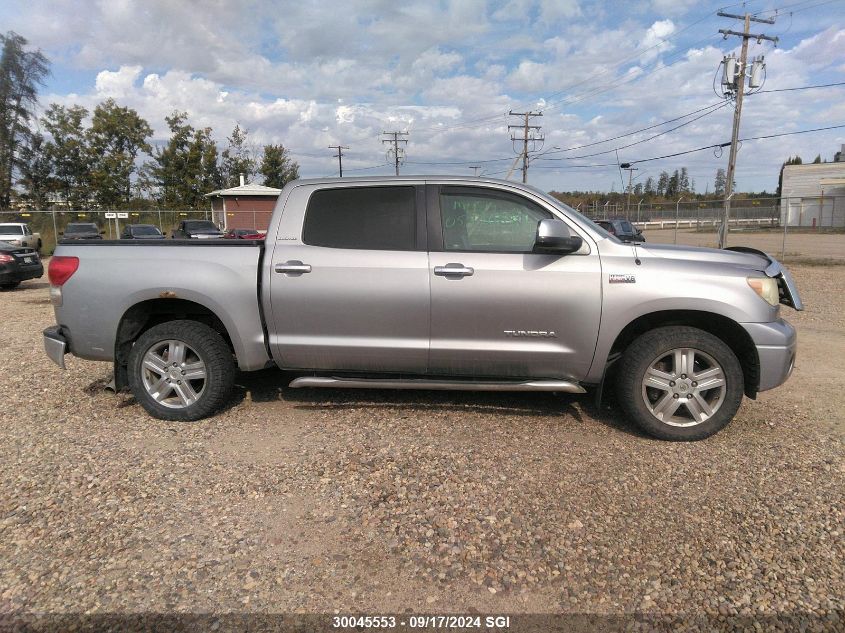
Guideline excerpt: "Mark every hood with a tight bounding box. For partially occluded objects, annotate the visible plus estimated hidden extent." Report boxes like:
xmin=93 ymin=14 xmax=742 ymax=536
xmin=637 ymin=242 xmax=768 ymax=271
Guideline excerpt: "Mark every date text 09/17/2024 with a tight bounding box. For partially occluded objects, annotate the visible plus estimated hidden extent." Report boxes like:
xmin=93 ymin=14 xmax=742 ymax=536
xmin=331 ymin=615 xmax=512 ymax=629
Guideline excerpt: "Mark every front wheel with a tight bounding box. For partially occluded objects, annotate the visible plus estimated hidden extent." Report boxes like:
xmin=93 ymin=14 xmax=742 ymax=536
xmin=128 ymin=320 xmax=235 ymax=421
xmin=616 ymin=326 xmax=744 ymax=441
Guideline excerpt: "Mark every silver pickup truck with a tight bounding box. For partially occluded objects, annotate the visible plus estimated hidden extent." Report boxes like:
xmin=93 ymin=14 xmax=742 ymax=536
xmin=43 ymin=177 xmax=802 ymax=441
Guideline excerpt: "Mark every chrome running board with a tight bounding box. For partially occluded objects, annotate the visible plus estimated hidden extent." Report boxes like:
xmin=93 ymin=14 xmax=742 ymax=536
xmin=288 ymin=376 xmax=586 ymax=393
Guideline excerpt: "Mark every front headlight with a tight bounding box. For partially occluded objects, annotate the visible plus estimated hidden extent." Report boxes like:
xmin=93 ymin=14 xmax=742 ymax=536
xmin=747 ymin=276 xmax=779 ymax=306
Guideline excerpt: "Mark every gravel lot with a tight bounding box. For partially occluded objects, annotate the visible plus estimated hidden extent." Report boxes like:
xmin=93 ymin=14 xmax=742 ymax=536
xmin=1 ymin=264 xmax=843 ymax=629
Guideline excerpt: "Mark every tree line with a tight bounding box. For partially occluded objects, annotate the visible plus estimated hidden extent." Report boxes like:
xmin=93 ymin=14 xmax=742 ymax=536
xmin=0 ymin=31 xmax=299 ymax=211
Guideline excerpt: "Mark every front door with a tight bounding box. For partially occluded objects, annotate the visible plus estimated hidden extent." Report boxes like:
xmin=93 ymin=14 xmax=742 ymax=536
xmin=427 ymin=185 xmax=602 ymax=380
xmin=268 ymin=183 xmax=430 ymax=373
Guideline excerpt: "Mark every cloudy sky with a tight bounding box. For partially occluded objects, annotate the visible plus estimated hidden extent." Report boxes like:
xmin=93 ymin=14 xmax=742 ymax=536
xmin=3 ymin=0 xmax=844 ymax=193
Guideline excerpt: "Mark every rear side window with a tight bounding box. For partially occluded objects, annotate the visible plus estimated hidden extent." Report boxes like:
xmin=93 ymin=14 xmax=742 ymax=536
xmin=621 ymin=221 xmax=634 ymax=233
xmin=303 ymin=186 xmax=416 ymax=250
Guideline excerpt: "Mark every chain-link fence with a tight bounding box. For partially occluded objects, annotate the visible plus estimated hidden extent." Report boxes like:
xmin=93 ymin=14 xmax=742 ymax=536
xmin=0 ymin=209 xmax=214 ymax=254
xmin=573 ymin=195 xmax=845 ymax=262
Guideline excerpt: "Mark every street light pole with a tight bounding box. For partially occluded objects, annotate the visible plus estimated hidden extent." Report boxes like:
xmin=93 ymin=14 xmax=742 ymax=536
xmin=674 ymin=196 xmax=685 ymax=244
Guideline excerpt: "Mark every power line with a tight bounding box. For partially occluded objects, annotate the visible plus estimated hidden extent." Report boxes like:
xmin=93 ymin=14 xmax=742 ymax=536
xmin=754 ymin=80 xmax=845 ymax=93
xmin=539 ymin=101 xmax=727 ymax=155
xmin=536 ymin=103 xmax=728 ymax=161
xmin=622 ymin=123 xmax=845 ymax=165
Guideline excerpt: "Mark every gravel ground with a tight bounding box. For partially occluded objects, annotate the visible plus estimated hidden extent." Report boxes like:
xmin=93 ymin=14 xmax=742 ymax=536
xmin=0 ymin=266 xmax=843 ymax=630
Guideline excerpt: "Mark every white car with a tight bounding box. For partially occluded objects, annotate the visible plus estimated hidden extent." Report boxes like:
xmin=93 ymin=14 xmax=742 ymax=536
xmin=0 ymin=223 xmax=41 ymax=251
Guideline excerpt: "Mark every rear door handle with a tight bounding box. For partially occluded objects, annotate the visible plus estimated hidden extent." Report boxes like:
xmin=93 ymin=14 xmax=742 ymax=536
xmin=434 ymin=264 xmax=474 ymax=277
xmin=274 ymin=261 xmax=312 ymax=274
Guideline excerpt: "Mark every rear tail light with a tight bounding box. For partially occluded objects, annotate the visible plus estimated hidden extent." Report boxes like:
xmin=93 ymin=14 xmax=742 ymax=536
xmin=0 ymin=253 xmax=13 ymax=264
xmin=48 ymin=256 xmax=79 ymax=306
xmin=48 ymin=256 xmax=79 ymax=286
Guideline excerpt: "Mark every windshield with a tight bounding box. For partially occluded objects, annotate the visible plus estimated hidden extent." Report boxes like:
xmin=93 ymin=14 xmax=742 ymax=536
xmin=0 ymin=224 xmax=24 ymax=235
xmin=132 ymin=225 xmax=162 ymax=235
xmin=66 ymin=223 xmax=98 ymax=233
xmin=185 ymin=221 xmax=218 ymax=231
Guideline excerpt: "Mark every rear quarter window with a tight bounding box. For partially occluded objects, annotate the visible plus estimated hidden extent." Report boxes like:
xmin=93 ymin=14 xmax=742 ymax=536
xmin=302 ymin=186 xmax=416 ymax=250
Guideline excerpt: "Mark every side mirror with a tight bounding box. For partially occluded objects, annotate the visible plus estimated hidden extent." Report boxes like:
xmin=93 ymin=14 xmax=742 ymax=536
xmin=100 ymin=230 xmax=106 ymax=235
xmin=59 ymin=231 xmax=64 ymax=236
xmin=534 ymin=219 xmax=583 ymax=254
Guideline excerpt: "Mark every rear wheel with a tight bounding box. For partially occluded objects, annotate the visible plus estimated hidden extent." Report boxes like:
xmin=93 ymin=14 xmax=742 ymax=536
xmin=0 ymin=281 xmax=21 ymax=290
xmin=128 ymin=320 xmax=235 ymax=421
xmin=616 ymin=326 xmax=744 ymax=441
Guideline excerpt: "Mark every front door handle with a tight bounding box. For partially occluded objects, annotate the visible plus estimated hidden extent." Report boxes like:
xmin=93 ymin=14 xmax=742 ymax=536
xmin=275 ymin=260 xmax=312 ymax=274
xmin=434 ymin=264 xmax=474 ymax=277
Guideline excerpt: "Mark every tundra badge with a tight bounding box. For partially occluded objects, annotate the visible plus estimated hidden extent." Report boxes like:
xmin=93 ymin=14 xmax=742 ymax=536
xmin=609 ymin=273 xmax=636 ymax=284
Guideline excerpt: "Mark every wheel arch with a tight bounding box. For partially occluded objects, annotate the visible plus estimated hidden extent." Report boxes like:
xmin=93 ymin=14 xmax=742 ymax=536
xmin=607 ymin=310 xmax=760 ymax=398
xmin=114 ymin=298 xmax=235 ymax=390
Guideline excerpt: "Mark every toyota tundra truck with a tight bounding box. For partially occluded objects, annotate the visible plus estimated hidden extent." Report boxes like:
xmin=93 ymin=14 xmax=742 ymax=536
xmin=42 ymin=177 xmax=802 ymax=441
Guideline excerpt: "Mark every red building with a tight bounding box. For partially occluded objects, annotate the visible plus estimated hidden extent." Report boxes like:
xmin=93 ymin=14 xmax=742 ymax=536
xmin=205 ymin=179 xmax=282 ymax=231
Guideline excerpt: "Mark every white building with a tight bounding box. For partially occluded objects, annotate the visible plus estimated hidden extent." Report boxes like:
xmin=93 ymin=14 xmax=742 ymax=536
xmin=781 ymin=158 xmax=845 ymax=227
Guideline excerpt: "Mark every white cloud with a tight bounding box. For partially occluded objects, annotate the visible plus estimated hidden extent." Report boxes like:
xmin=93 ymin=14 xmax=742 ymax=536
xmin=640 ymin=19 xmax=676 ymax=63
xmin=5 ymin=0 xmax=844 ymax=192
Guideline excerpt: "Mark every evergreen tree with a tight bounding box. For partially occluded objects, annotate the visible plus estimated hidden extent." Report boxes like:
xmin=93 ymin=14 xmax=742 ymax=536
xmin=42 ymin=104 xmax=91 ymax=209
xmin=666 ymin=169 xmax=680 ymax=197
xmin=220 ymin=124 xmax=255 ymax=186
xmin=812 ymin=154 xmax=822 ymax=164
xmin=714 ymin=168 xmax=727 ymax=197
xmin=644 ymin=176 xmax=656 ymax=196
xmin=87 ymin=98 xmax=152 ymax=208
xmin=0 ymin=31 xmax=49 ymax=208
xmin=259 ymin=144 xmax=299 ymax=189
xmin=656 ymin=171 xmax=669 ymax=197
xmin=679 ymin=167 xmax=690 ymax=193
xmin=17 ymin=131 xmax=50 ymax=208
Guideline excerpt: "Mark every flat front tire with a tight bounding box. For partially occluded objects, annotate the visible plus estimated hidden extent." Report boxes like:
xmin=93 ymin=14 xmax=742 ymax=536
xmin=128 ymin=320 xmax=235 ymax=421
xmin=616 ymin=326 xmax=744 ymax=441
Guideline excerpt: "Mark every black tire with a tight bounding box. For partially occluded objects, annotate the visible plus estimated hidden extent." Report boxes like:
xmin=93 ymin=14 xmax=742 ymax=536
xmin=128 ymin=320 xmax=235 ymax=421
xmin=616 ymin=326 xmax=744 ymax=441
xmin=0 ymin=281 xmax=21 ymax=290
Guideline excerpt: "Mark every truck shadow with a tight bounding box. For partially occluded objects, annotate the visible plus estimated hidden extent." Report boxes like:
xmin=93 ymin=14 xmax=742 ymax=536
xmin=232 ymin=369 xmax=645 ymax=437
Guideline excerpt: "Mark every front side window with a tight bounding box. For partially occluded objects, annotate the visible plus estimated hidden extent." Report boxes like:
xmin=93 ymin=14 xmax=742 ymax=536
xmin=303 ymin=186 xmax=416 ymax=250
xmin=440 ymin=188 xmax=550 ymax=252
xmin=0 ymin=225 xmax=24 ymax=235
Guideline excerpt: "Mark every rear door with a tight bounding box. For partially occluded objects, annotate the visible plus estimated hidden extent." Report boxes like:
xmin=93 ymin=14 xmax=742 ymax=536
xmin=427 ymin=184 xmax=602 ymax=380
xmin=267 ymin=183 xmax=430 ymax=373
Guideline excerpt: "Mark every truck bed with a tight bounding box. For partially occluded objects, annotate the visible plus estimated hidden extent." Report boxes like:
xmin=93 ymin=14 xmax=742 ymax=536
xmin=52 ymin=240 xmax=270 ymax=371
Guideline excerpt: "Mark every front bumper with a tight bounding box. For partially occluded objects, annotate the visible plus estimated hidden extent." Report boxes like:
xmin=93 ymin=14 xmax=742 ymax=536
xmin=742 ymin=319 xmax=797 ymax=392
xmin=43 ymin=325 xmax=68 ymax=369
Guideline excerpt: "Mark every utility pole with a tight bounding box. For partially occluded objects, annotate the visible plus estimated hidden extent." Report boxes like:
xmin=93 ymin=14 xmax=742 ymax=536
xmin=328 ymin=145 xmax=349 ymax=177
xmin=381 ymin=131 xmax=408 ymax=176
xmin=468 ymin=165 xmax=481 ymax=177
xmin=508 ymin=111 xmax=543 ymax=183
xmin=620 ymin=162 xmax=638 ymax=216
xmin=716 ymin=10 xmax=777 ymax=249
